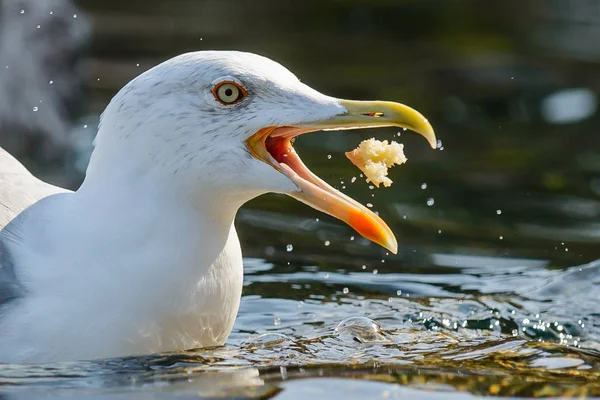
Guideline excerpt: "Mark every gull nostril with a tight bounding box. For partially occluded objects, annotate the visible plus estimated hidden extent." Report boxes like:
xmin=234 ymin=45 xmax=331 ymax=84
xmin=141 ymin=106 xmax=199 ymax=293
xmin=362 ymin=112 xmax=384 ymax=118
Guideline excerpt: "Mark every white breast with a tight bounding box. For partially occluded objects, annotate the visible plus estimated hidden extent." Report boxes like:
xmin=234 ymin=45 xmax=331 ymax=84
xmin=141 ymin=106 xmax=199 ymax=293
xmin=137 ymin=225 xmax=244 ymax=354
xmin=0 ymin=190 xmax=244 ymax=363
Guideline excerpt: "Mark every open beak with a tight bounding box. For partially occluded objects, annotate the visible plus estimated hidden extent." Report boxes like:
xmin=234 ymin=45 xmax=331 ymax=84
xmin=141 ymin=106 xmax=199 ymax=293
xmin=246 ymin=99 xmax=436 ymax=254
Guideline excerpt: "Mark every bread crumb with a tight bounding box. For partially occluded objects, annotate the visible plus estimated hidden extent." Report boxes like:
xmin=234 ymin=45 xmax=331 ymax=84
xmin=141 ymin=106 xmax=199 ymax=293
xmin=345 ymin=138 xmax=407 ymax=187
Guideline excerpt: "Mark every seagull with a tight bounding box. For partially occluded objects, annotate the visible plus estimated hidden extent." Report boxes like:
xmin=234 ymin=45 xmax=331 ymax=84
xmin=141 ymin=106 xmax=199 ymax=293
xmin=0 ymin=51 xmax=435 ymax=363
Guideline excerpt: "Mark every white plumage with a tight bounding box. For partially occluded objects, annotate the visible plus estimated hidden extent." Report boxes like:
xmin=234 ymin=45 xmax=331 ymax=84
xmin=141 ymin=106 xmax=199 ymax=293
xmin=0 ymin=51 xmax=435 ymax=363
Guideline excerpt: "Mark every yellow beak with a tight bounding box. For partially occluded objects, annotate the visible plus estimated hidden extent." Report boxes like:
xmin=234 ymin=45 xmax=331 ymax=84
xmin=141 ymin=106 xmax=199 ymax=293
xmin=246 ymin=99 xmax=436 ymax=254
xmin=317 ymin=100 xmax=436 ymax=149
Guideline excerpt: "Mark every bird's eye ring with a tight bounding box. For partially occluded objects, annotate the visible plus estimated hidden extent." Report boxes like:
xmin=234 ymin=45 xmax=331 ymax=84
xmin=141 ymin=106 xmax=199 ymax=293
xmin=212 ymin=81 xmax=247 ymax=105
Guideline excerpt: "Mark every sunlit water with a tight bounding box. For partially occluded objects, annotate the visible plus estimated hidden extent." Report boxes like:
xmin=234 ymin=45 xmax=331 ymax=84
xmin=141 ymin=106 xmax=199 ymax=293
xmin=1 ymin=230 xmax=599 ymax=399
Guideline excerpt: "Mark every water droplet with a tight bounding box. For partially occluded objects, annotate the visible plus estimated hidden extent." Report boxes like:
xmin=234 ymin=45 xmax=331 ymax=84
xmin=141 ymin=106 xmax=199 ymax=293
xmin=273 ymin=317 xmax=281 ymax=325
xmin=136 ymin=63 xmax=140 ymax=67
xmin=438 ymin=230 xmax=442 ymax=234
xmin=324 ymin=240 xmax=330 ymax=246
xmin=436 ymin=139 xmax=443 ymax=149
xmin=335 ymin=316 xmax=388 ymax=343
xmin=350 ymin=236 xmax=354 ymax=241
xmin=565 ymin=248 xmax=569 ymax=252
xmin=49 ymin=80 xmax=53 ymax=85
xmin=327 ymin=154 xmax=331 ymax=159
xmin=361 ymin=265 xmax=367 ymax=270
xmin=368 ymin=185 xmax=374 ymax=190
xmin=73 ymin=14 xmax=78 ymax=18
xmin=402 ymin=127 xmax=407 ymax=131
xmin=245 ymin=333 xmax=291 ymax=349
xmin=421 ymin=183 xmax=427 ymax=189
xmin=396 ymin=290 xmax=402 ymax=295
xmin=324 ymin=273 xmax=329 ymax=279
xmin=496 ymin=209 xmax=502 ymax=215
xmin=351 ymin=177 xmax=357 ymax=183
xmin=286 ymin=244 xmax=293 ymax=252
xmin=315 ymin=218 xmax=319 ymax=222
xmin=32 ymin=107 xmax=38 ymax=112
xmin=403 ymin=215 xmax=407 ymax=220
xmin=49 ymin=11 xmax=53 ymax=15
xmin=499 ymin=236 xmax=503 ymax=240
xmin=20 ymin=9 xmax=25 ymax=14
xmin=366 ymin=203 xmax=373 ymax=208
xmin=83 ymin=124 xmax=88 ymax=129
xmin=36 ymin=25 xmax=41 ymax=29
xmin=342 ymin=287 xmax=349 ymax=294
xmin=373 ymin=269 xmax=378 ymax=274
xmin=426 ymin=198 xmax=435 ymax=206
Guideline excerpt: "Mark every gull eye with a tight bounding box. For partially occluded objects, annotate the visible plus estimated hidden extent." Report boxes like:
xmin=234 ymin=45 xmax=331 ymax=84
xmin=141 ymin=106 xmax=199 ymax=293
xmin=213 ymin=81 xmax=247 ymax=105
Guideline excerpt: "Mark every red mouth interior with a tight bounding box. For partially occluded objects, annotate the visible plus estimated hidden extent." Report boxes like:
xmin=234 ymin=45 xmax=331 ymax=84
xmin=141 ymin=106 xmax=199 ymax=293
xmin=265 ymin=136 xmax=292 ymax=165
xmin=264 ymin=130 xmax=314 ymax=183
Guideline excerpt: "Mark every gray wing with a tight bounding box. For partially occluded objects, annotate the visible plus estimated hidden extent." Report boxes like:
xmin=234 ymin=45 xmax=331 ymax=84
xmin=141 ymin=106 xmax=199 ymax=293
xmin=0 ymin=147 xmax=68 ymax=304
xmin=0 ymin=147 xmax=67 ymax=228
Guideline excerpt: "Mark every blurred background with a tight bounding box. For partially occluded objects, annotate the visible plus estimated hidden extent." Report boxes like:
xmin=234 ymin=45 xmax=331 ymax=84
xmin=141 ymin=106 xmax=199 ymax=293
xmin=4 ymin=0 xmax=597 ymax=266
xmin=2 ymin=1 xmax=600 ymax=397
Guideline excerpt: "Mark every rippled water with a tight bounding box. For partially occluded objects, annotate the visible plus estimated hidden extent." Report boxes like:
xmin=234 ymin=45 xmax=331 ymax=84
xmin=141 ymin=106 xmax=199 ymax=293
xmin=1 ymin=248 xmax=599 ymax=398
xmin=3 ymin=0 xmax=600 ymax=398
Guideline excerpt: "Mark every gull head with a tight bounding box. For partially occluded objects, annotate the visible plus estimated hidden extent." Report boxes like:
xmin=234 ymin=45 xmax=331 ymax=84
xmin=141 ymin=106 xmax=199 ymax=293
xmin=89 ymin=51 xmax=436 ymax=254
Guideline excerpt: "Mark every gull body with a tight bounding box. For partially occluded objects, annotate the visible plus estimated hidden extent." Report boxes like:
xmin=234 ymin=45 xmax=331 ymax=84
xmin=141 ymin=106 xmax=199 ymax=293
xmin=0 ymin=51 xmax=435 ymax=363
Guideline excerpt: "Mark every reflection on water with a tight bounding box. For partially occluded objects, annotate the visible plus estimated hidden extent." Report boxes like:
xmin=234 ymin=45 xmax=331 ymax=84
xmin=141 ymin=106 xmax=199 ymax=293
xmin=1 ymin=255 xmax=599 ymax=398
xmin=2 ymin=0 xmax=600 ymax=398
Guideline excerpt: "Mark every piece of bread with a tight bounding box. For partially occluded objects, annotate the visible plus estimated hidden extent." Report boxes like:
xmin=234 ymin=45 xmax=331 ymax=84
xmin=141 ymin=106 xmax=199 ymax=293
xmin=345 ymin=138 xmax=407 ymax=187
